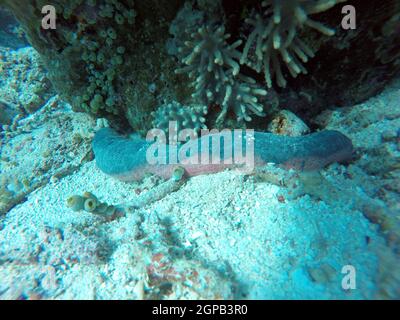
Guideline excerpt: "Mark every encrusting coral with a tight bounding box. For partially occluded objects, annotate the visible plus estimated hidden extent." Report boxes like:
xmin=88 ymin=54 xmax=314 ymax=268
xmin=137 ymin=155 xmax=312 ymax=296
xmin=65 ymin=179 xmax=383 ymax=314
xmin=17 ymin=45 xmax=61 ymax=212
xmin=57 ymin=0 xmax=136 ymax=116
xmin=1 ymin=0 xmax=137 ymax=121
xmin=240 ymin=0 xmax=347 ymax=88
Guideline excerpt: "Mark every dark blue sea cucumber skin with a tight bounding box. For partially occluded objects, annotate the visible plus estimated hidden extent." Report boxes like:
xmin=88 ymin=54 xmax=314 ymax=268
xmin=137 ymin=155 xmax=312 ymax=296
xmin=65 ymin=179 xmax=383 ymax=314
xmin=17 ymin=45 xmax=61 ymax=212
xmin=92 ymin=128 xmax=151 ymax=175
xmin=253 ymin=130 xmax=354 ymax=168
xmin=93 ymin=128 xmax=354 ymax=177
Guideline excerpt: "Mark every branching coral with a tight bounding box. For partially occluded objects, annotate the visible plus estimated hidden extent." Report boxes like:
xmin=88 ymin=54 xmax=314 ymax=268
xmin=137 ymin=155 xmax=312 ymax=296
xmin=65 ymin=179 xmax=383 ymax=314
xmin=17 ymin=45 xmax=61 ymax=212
xmin=217 ymin=75 xmax=267 ymax=124
xmin=174 ymin=20 xmax=267 ymax=123
xmin=175 ymin=22 xmax=242 ymax=104
xmin=151 ymin=101 xmax=208 ymax=135
xmin=241 ymin=0 xmax=346 ymax=88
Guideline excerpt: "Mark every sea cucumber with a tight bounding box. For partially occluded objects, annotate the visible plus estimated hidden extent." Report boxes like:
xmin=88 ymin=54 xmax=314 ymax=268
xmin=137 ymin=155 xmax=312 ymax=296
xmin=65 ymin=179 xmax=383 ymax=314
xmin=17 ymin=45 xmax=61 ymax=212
xmin=92 ymin=128 xmax=354 ymax=181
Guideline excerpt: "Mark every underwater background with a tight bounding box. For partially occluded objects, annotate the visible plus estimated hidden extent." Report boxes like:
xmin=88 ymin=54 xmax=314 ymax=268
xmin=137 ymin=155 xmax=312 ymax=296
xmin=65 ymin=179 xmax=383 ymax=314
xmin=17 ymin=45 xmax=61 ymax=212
xmin=0 ymin=0 xmax=399 ymax=299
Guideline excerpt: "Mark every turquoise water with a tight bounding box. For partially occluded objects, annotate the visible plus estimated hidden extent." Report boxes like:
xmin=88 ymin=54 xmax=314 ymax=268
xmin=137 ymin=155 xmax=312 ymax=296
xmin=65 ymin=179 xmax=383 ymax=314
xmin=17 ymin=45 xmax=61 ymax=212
xmin=0 ymin=1 xmax=399 ymax=300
